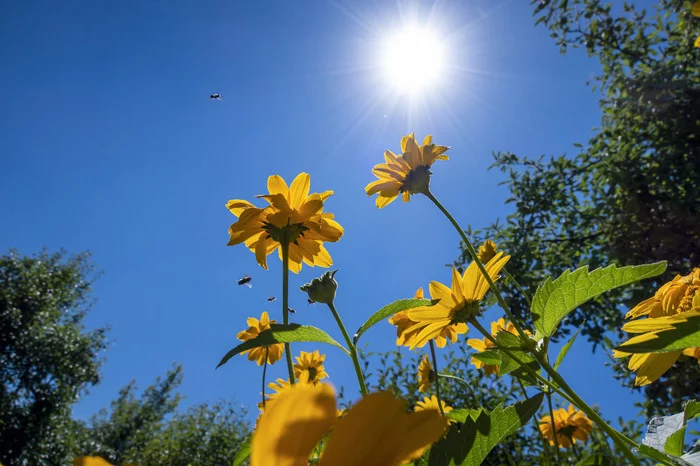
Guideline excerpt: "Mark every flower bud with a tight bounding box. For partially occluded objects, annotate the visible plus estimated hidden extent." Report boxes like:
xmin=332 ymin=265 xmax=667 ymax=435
xmin=300 ymin=270 xmax=338 ymax=305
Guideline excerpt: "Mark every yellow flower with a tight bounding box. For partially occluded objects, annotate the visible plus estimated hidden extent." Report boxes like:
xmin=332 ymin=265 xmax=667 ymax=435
xmin=390 ymin=287 xmax=468 ymax=350
xmin=615 ymin=268 xmax=700 ymax=385
xmin=538 ymin=405 xmax=593 ymax=448
xmin=73 ymin=458 xmax=139 ymax=466
xmin=404 ymin=253 xmax=511 ymax=350
xmin=258 ymin=378 xmax=296 ymax=412
xmin=365 ymin=133 xmax=449 ymax=208
xmin=477 ymin=239 xmax=498 ymax=263
xmin=466 ymin=317 xmax=526 ymax=375
xmin=236 ymin=311 xmax=285 ymax=366
xmin=417 ymin=355 xmax=434 ymax=393
xmin=294 ymin=350 xmax=329 ymax=385
xmin=251 ymin=383 xmax=446 ymax=466
xmin=415 ymin=395 xmax=454 ymax=425
xmin=226 ymin=173 xmax=343 ymax=273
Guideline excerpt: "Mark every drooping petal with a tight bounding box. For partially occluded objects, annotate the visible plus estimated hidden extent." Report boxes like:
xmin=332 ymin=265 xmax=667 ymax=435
xmin=252 ymin=383 xmax=336 ymax=466
xmin=226 ymin=199 xmax=256 ymax=216
xmin=376 ymin=193 xmax=399 ymax=208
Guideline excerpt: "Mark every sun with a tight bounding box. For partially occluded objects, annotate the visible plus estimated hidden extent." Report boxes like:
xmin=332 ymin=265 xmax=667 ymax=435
xmin=380 ymin=25 xmax=446 ymax=94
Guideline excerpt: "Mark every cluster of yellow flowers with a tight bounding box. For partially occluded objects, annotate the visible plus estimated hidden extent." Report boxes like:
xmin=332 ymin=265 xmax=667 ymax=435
xmin=75 ymin=131 xmax=698 ymax=465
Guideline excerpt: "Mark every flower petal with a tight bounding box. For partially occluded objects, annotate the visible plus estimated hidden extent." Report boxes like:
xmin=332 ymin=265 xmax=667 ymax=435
xmin=289 ymin=172 xmax=311 ymax=209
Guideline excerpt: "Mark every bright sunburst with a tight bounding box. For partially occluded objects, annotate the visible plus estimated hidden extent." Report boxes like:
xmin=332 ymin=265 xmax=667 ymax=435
xmin=380 ymin=24 xmax=446 ymax=94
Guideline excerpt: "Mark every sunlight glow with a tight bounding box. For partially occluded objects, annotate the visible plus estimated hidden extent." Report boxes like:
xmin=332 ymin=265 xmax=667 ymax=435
xmin=380 ymin=25 xmax=446 ymax=94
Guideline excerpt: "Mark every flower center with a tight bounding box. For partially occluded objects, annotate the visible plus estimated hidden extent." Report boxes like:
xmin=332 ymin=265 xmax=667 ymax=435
xmin=401 ymin=166 xmax=431 ymax=195
xmin=679 ymin=285 xmax=699 ymax=313
xmin=307 ymin=367 xmax=318 ymax=381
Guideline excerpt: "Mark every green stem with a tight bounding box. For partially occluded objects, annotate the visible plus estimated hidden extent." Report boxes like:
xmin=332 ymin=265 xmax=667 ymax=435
xmin=515 ymin=377 xmax=552 ymax=463
xmin=281 ymin=241 xmax=296 ymax=385
xmin=504 ymin=268 xmax=532 ymax=308
xmin=570 ymin=438 xmax=581 ymax=462
xmin=261 ymin=347 xmax=269 ymax=410
xmin=545 ymin=390 xmax=563 ymax=466
xmin=429 ymin=340 xmax=446 ymax=417
xmin=327 ymin=302 xmax=368 ymax=396
xmin=424 ymin=190 xmax=532 ymax=347
xmin=438 ymin=373 xmax=479 ymax=409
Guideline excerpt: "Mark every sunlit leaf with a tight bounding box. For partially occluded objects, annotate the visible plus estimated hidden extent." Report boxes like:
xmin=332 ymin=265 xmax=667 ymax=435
xmin=554 ymin=326 xmax=582 ymax=371
xmin=217 ymin=324 xmax=349 ymax=368
xmin=233 ymin=440 xmax=251 ymax=466
xmin=531 ymin=262 xmax=666 ymax=338
xmin=352 ymin=298 xmax=436 ymax=344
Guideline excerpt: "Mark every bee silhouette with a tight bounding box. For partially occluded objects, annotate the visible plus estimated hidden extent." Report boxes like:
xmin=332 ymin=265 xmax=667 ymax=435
xmin=267 ymin=297 xmax=276 ymax=302
xmin=288 ymin=307 xmax=296 ymax=314
xmin=210 ymin=94 xmax=222 ymax=100
xmin=237 ymin=276 xmax=252 ymax=288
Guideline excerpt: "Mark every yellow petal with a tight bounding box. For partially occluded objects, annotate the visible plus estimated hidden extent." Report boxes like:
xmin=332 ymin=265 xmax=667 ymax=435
xmin=451 ymin=267 xmax=465 ymax=302
xmin=414 ymin=287 xmax=424 ymax=299
xmin=226 ymin=199 xmax=256 ymax=217
xmin=366 ymin=179 xmax=402 ymax=196
xmin=73 ymin=458 xmax=113 ymax=466
xmin=319 ymin=392 xmax=445 ymax=466
xmin=402 ymin=190 xmax=410 ymax=202
xmin=252 ymin=383 xmax=336 ymax=466
xmin=289 ymin=172 xmax=311 ymax=209
xmin=633 ymin=351 xmax=681 ymax=386
xmin=429 ymin=280 xmax=455 ymax=308
xmin=693 ymin=1 xmax=700 ymax=16
xmin=376 ymin=193 xmax=399 ymax=208
xmin=267 ymin=174 xmax=289 ymax=197
xmin=400 ymin=133 xmax=415 ymax=153
xmin=695 ymin=34 xmax=700 ymax=48
xmin=423 ymin=134 xmax=433 ymax=145
xmin=403 ymin=135 xmax=422 ymax=168
xmin=255 ymin=236 xmax=271 ymax=270
xmin=467 ymin=338 xmax=488 ymax=352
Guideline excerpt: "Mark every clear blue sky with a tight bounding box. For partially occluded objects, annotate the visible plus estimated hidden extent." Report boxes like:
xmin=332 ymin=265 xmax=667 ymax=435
xmin=0 ymin=0 xmax=646 ymax=427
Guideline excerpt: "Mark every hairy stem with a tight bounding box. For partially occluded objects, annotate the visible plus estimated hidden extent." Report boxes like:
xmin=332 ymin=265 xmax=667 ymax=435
xmin=327 ymin=302 xmax=368 ymax=396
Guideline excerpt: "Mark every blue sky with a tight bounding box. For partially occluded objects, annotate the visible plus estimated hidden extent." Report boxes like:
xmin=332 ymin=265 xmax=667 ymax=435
xmin=0 ymin=0 xmax=646 ymax=428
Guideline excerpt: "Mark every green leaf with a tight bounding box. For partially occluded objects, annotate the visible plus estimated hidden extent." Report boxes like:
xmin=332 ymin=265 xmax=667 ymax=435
xmin=471 ymin=350 xmax=502 ymax=366
xmin=233 ymin=440 xmax=251 ymax=466
xmin=217 ymin=324 xmax=349 ymax=368
xmin=446 ymin=408 xmax=484 ymax=424
xmin=531 ymin=262 xmax=666 ymax=338
xmin=638 ymin=445 xmax=693 ymax=466
xmin=428 ymin=393 xmax=544 ymax=466
xmin=614 ymin=314 xmax=700 ymax=353
xmin=553 ymin=327 xmax=582 ymax=371
xmin=574 ymin=453 xmax=614 ymax=465
xmin=352 ymin=298 xmax=435 ymax=344
xmin=493 ymin=331 xmax=540 ymax=384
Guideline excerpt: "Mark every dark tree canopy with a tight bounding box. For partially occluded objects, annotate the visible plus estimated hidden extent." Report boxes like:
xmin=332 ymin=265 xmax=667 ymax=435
xmin=0 ymin=249 xmax=108 ymax=465
xmin=455 ymin=0 xmax=700 ymax=416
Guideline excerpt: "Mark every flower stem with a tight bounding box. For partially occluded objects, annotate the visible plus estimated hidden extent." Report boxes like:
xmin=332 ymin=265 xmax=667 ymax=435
xmin=424 ymin=190 xmax=532 ymax=346
xmin=545 ymin=390 xmax=563 ymax=466
xmin=429 ymin=340 xmax=446 ymax=417
xmin=504 ymin=268 xmax=532 ymax=308
xmin=327 ymin=302 xmax=368 ymax=396
xmin=439 ymin=373 xmax=479 ymax=408
xmin=515 ymin=377 xmax=552 ymax=462
xmin=281 ymin=241 xmax=296 ymax=385
xmin=261 ymin=347 xmax=269 ymax=410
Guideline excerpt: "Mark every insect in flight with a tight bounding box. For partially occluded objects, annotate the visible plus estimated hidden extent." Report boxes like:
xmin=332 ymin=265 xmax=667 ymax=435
xmin=237 ymin=276 xmax=252 ymax=288
xmin=210 ymin=93 xmax=222 ymax=100
xmin=307 ymin=298 xmax=316 ymax=305
xmin=267 ymin=297 xmax=276 ymax=302
xmin=287 ymin=307 xmax=296 ymax=314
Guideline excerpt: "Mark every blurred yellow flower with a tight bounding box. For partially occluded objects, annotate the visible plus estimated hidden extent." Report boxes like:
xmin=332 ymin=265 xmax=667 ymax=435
xmin=538 ymin=404 xmax=593 ymax=448
xmin=389 ymin=287 xmax=468 ymax=349
xmin=693 ymin=1 xmax=700 ymax=47
xmin=365 ymin=133 xmax=449 ymax=208
xmin=226 ymin=173 xmax=343 ymax=273
xmin=73 ymin=458 xmax=138 ymax=466
xmin=615 ymin=268 xmax=700 ymax=385
xmin=415 ymin=395 xmax=454 ymax=425
xmin=294 ymin=350 xmax=329 ymax=385
xmin=466 ymin=317 xmax=529 ymax=375
xmin=251 ymin=383 xmax=446 ymax=466
xmin=236 ymin=311 xmax=285 ymax=366
xmin=405 ymin=253 xmax=511 ymax=350
xmin=417 ymin=355 xmax=433 ymax=393
xmin=477 ymin=239 xmax=498 ymax=264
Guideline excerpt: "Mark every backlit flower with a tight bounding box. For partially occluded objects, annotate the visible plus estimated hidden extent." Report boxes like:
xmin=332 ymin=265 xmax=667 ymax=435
xmin=417 ymin=355 xmax=434 ymax=393
xmin=477 ymin=239 xmax=498 ymax=264
xmin=466 ymin=318 xmax=528 ymax=375
xmin=251 ymin=383 xmax=446 ymax=466
xmin=415 ymin=395 xmax=454 ymax=425
xmin=389 ymin=287 xmax=467 ymax=349
xmin=404 ymin=253 xmax=511 ymax=350
xmin=236 ymin=311 xmax=284 ymax=366
xmin=294 ymin=350 xmax=328 ymax=385
xmin=615 ymin=268 xmax=700 ymax=385
xmin=365 ymin=133 xmax=449 ymax=208
xmin=226 ymin=173 xmax=343 ymax=273
xmin=539 ymin=405 xmax=593 ymax=448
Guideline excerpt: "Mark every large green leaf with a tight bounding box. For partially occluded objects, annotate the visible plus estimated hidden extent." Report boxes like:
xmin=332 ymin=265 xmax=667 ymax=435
xmin=217 ymin=324 xmax=349 ymax=368
xmin=428 ymin=393 xmax=544 ymax=466
xmin=233 ymin=440 xmax=251 ymax=466
xmin=531 ymin=262 xmax=666 ymax=338
xmin=615 ymin=313 xmax=700 ymax=354
xmin=352 ymin=298 xmax=435 ymax=344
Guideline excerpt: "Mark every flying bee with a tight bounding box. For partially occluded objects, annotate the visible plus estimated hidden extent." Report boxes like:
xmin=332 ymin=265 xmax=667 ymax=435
xmin=210 ymin=93 xmax=222 ymax=100
xmin=307 ymin=298 xmax=316 ymax=305
xmin=267 ymin=297 xmax=276 ymax=302
xmin=287 ymin=307 xmax=296 ymax=314
xmin=237 ymin=276 xmax=252 ymax=288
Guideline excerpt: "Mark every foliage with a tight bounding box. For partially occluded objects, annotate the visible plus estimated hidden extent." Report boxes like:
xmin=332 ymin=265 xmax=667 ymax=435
xmin=73 ymin=364 xmax=250 ymax=466
xmin=455 ymin=0 xmax=700 ymax=416
xmin=0 ymin=249 xmax=108 ymax=466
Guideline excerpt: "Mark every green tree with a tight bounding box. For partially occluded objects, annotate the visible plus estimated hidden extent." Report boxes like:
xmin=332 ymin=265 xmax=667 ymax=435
xmin=0 ymin=249 xmax=108 ymax=466
xmin=74 ymin=365 xmax=250 ymax=466
xmin=455 ymin=0 xmax=700 ymax=416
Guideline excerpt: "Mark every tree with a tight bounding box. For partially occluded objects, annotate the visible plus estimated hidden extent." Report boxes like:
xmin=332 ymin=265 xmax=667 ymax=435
xmin=455 ymin=0 xmax=700 ymax=416
xmin=73 ymin=364 xmax=251 ymax=466
xmin=0 ymin=249 xmax=108 ymax=465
